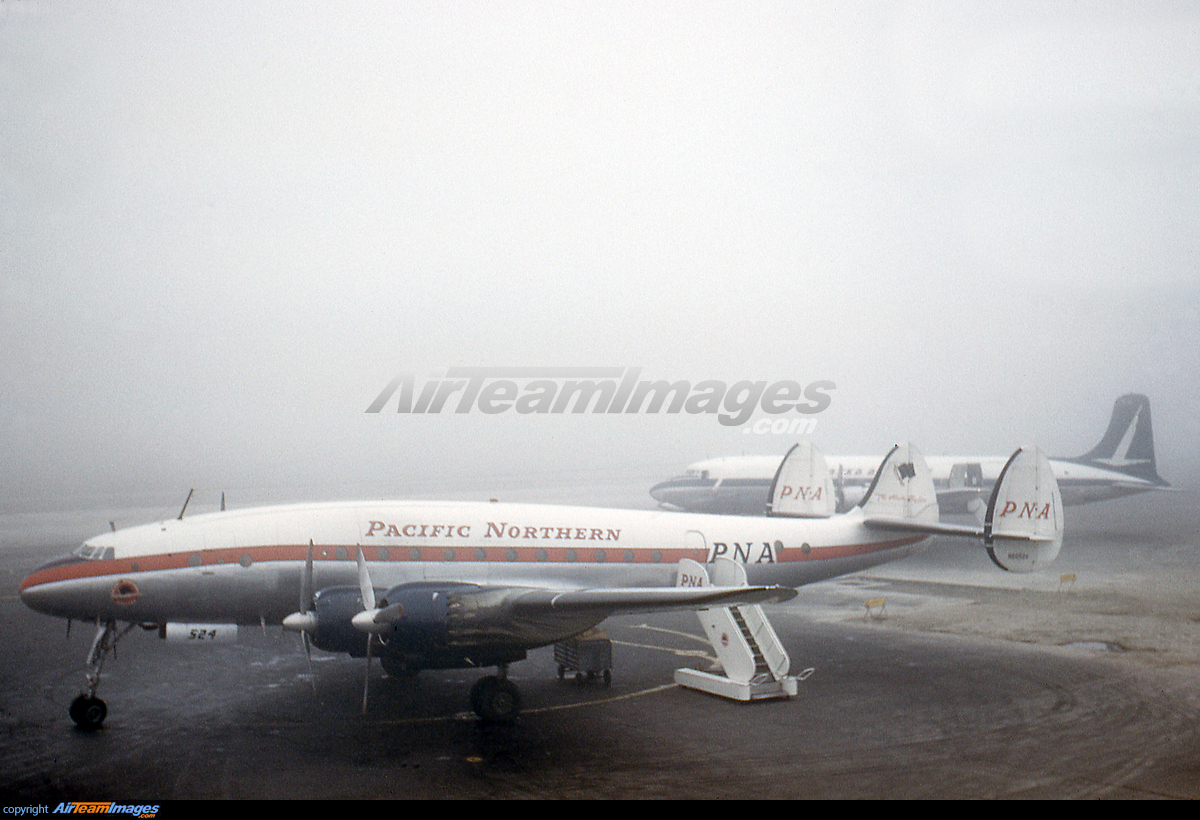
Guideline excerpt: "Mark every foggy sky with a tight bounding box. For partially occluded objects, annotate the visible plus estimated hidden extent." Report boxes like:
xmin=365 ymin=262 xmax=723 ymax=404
xmin=3 ymin=2 xmax=1199 ymax=513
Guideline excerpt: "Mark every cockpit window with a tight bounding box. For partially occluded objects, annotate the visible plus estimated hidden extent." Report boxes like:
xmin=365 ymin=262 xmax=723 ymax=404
xmin=73 ymin=544 xmax=115 ymax=561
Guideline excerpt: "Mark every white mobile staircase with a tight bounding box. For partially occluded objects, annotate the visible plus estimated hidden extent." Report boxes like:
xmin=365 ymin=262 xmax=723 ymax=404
xmin=673 ymin=558 xmax=799 ymax=701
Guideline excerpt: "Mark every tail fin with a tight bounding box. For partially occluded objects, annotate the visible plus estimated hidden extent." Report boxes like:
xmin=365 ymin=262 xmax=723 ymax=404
xmin=1074 ymin=394 xmax=1166 ymax=484
xmin=858 ymin=445 xmax=1065 ymax=574
xmin=858 ymin=443 xmax=939 ymax=524
xmin=985 ymin=447 xmax=1064 ymax=573
xmin=766 ymin=441 xmax=836 ymax=518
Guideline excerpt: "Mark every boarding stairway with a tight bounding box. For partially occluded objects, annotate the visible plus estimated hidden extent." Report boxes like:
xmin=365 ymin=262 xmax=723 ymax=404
xmin=728 ymin=606 xmax=775 ymax=684
xmin=674 ymin=558 xmax=799 ymax=701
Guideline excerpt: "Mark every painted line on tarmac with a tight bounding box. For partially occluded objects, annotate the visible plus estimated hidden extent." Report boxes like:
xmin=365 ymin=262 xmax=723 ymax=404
xmin=522 ymin=682 xmax=680 ymax=715
xmin=629 ymin=623 xmax=711 ymax=646
xmin=610 ymin=640 xmax=715 ymax=663
xmin=335 ymin=682 xmax=683 ymax=727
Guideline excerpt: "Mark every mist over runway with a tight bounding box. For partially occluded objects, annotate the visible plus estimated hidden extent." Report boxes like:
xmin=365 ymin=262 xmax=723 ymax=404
xmin=4 ymin=4 xmax=1200 ymax=516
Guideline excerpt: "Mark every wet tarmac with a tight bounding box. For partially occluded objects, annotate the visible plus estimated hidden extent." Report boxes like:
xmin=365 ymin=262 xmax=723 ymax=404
xmin=2 ymin=488 xmax=1198 ymax=799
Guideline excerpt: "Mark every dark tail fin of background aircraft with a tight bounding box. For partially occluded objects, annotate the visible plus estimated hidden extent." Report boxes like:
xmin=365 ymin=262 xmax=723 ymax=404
xmin=1073 ymin=394 xmax=1167 ymax=485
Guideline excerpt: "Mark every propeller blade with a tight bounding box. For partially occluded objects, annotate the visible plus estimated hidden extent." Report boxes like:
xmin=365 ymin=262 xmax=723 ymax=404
xmin=301 ymin=540 xmax=314 ymax=614
xmin=356 ymin=548 xmax=376 ymax=612
xmin=303 ymin=631 xmax=316 ymax=695
xmin=283 ymin=541 xmax=318 ymax=632
xmin=279 ymin=540 xmax=318 ymax=696
xmin=362 ymin=635 xmax=372 ymax=715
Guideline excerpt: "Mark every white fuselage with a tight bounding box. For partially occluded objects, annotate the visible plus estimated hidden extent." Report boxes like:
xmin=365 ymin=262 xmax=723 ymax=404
xmin=20 ymin=499 xmax=928 ymax=625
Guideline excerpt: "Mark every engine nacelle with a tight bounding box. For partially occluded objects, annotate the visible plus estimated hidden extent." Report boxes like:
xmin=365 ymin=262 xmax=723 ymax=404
xmin=306 ymin=581 xmax=564 ymax=670
xmin=310 ymin=582 xmax=486 ymax=659
xmin=309 ymin=586 xmax=372 ymax=655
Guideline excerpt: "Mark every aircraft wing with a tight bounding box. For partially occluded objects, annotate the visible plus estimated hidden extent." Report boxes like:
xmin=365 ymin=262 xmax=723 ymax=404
xmin=507 ymin=583 xmax=797 ymax=616
xmin=348 ymin=578 xmax=799 ymax=650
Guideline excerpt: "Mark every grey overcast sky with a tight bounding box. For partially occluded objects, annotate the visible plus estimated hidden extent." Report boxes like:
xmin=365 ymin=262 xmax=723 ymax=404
xmin=3 ymin=2 xmax=1199 ymax=512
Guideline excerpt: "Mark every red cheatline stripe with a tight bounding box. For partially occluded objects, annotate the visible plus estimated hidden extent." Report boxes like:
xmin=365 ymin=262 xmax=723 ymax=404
xmin=20 ymin=535 xmax=927 ymax=590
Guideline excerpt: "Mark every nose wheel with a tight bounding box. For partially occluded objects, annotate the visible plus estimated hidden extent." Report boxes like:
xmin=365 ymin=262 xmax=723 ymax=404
xmin=69 ymin=619 xmax=135 ymax=730
xmin=69 ymin=694 xmax=108 ymax=730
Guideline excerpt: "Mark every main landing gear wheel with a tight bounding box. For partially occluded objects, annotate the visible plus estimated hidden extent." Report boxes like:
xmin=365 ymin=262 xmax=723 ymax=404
xmin=470 ymin=675 xmax=521 ymax=723
xmin=69 ymin=694 xmax=107 ymax=730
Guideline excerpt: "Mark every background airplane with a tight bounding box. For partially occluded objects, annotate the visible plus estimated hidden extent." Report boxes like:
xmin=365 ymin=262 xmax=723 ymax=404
xmin=20 ymin=444 xmax=1062 ymax=729
xmin=650 ymin=394 xmax=1171 ymax=516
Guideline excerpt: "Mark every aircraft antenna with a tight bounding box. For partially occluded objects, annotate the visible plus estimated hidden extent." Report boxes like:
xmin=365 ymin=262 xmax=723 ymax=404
xmin=177 ymin=488 xmax=194 ymax=520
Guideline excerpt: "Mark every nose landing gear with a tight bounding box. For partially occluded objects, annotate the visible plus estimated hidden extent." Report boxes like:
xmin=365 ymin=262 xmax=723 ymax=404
xmin=70 ymin=619 xmax=135 ymax=730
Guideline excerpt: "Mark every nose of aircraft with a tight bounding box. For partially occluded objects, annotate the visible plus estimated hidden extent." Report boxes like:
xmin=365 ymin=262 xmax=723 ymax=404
xmin=18 ymin=553 xmax=87 ymax=616
xmin=649 ymin=478 xmax=687 ymax=506
xmin=649 ymin=475 xmax=707 ymax=508
xmin=649 ymin=479 xmax=669 ymax=504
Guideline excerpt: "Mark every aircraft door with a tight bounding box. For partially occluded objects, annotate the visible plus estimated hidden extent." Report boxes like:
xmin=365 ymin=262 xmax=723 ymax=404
xmin=685 ymin=530 xmax=707 ymax=563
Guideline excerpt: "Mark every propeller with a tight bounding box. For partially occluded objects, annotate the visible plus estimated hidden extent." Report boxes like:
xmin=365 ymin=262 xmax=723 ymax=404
xmin=357 ymin=548 xmax=375 ymax=714
xmin=353 ymin=548 xmax=385 ymax=713
xmin=281 ymin=543 xmax=406 ymax=711
xmin=281 ymin=541 xmax=318 ymax=692
xmin=350 ymin=548 xmax=407 ymax=714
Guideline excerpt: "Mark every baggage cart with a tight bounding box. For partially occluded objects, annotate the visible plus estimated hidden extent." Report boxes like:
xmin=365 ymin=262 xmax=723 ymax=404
xmin=554 ymin=628 xmax=612 ymax=686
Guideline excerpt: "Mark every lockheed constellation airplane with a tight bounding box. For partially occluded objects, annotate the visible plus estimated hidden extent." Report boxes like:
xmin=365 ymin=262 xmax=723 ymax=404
xmin=20 ymin=442 xmax=1063 ymax=728
xmin=651 ymin=394 xmax=1170 ymax=516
